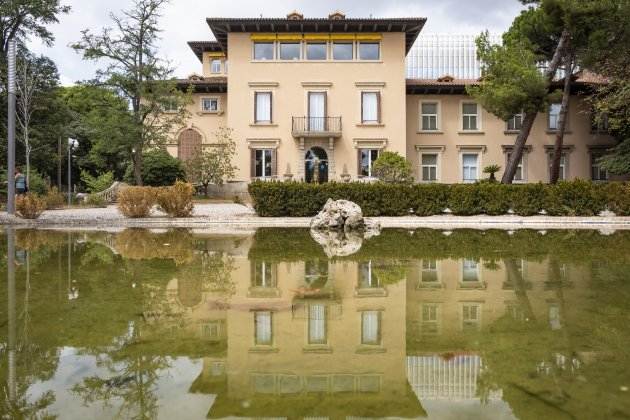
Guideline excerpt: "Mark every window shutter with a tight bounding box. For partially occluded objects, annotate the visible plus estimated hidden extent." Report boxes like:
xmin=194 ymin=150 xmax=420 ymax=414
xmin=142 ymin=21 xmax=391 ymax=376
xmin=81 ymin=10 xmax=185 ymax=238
xmin=360 ymin=93 xmax=364 ymax=123
xmin=269 ymin=92 xmax=273 ymax=123
xmin=254 ymin=93 xmax=258 ymax=123
xmin=377 ymin=92 xmax=382 ymax=123
xmin=271 ymin=149 xmax=278 ymax=177
xmin=250 ymin=149 xmax=256 ymax=179
xmin=357 ymin=149 xmax=362 ymax=176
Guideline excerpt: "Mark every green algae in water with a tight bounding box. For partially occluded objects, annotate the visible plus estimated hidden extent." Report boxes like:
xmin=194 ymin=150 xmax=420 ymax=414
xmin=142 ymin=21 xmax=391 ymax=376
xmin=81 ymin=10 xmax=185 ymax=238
xmin=1 ymin=228 xmax=629 ymax=419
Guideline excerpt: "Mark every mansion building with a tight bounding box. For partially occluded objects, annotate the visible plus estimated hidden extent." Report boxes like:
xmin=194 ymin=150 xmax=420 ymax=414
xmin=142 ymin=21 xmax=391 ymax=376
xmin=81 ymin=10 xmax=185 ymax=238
xmin=170 ymin=11 xmax=615 ymax=184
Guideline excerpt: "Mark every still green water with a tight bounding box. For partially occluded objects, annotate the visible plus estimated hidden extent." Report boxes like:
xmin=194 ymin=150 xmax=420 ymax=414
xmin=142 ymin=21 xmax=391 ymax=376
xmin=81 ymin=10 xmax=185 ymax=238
xmin=1 ymin=228 xmax=629 ymax=419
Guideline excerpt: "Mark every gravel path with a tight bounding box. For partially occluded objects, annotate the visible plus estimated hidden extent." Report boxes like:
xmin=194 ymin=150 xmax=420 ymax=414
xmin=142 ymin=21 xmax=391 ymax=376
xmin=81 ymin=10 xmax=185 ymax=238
xmin=2 ymin=203 xmax=630 ymax=231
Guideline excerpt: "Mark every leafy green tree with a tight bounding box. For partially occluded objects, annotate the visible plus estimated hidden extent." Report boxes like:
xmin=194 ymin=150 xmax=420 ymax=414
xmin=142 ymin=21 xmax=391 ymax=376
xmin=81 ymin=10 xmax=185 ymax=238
xmin=184 ymin=127 xmax=237 ymax=197
xmin=80 ymin=170 xmax=114 ymax=193
xmin=127 ymin=149 xmax=185 ymax=187
xmin=71 ymin=0 xmax=190 ymax=185
xmin=372 ymin=151 xmax=413 ymax=183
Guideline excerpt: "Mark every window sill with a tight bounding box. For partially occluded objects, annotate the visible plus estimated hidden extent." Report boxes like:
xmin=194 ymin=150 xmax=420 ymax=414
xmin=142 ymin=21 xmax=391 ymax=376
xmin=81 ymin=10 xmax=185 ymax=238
xmin=355 ymin=346 xmax=386 ymax=354
xmin=356 ymin=123 xmax=385 ymax=127
xmin=458 ymin=130 xmax=485 ymax=135
xmin=199 ymin=111 xmax=221 ymax=115
xmin=417 ymin=130 xmax=444 ymax=134
xmin=419 ymin=180 xmax=440 ymax=184
xmin=248 ymin=346 xmax=279 ymax=353
xmin=504 ymin=130 xmax=520 ymax=135
xmin=250 ymin=123 xmax=278 ymax=127
xmin=250 ymin=59 xmax=384 ymax=64
xmin=546 ymin=130 xmax=572 ymax=135
xmin=302 ymin=345 xmax=332 ymax=354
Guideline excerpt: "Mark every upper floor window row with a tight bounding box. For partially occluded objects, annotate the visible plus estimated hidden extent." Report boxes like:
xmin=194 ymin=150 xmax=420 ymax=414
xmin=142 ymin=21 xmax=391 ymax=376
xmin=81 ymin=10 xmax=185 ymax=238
xmin=253 ymin=40 xmax=380 ymax=61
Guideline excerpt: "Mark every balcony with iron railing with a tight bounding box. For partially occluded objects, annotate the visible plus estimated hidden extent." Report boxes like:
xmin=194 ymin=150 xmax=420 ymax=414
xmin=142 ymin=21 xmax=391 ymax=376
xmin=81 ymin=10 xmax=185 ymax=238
xmin=291 ymin=116 xmax=342 ymax=138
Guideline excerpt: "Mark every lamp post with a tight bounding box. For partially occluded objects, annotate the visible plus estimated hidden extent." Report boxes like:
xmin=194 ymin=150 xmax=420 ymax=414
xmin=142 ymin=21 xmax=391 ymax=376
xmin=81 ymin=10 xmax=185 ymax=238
xmin=67 ymin=138 xmax=78 ymax=206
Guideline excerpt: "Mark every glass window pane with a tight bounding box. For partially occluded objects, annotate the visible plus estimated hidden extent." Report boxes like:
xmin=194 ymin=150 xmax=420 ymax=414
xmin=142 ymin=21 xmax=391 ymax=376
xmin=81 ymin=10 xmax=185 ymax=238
xmin=254 ymin=42 xmax=274 ymax=60
xmin=255 ymin=150 xmax=263 ymax=177
xmin=463 ymin=103 xmax=477 ymax=115
xmin=211 ymin=60 xmax=221 ymax=73
xmin=308 ymin=304 xmax=326 ymax=344
xmin=255 ymin=311 xmax=272 ymax=345
xmin=279 ymin=42 xmax=300 ymax=60
xmin=422 ymin=103 xmax=437 ymax=114
xmin=255 ymin=92 xmax=271 ymax=122
xmin=422 ymin=154 xmax=437 ymax=165
xmin=362 ymin=92 xmax=378 ymax=122
xmin=333 ymin=42 xmax=353 ymax=60
xmin=359 ymin=42 xmax=379 ymax=60
xmin=306 ymin=43 xmax=326 ymax=60
xmin=264 ymin=149 xmax=272 ymax=177
xmin=361 ymin=311 xmax=380 ymax=345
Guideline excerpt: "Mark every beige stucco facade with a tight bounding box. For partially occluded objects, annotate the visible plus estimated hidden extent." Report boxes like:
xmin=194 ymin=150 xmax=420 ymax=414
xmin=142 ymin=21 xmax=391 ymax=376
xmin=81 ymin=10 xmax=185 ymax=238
xmin=171 ymin=14 xmax=616 ymax=185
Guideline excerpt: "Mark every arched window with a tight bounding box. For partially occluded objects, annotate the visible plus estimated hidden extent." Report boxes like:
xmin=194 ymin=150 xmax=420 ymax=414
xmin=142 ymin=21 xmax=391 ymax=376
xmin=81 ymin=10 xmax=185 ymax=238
xmin=178 ymin=129 xmax=202 ymax=160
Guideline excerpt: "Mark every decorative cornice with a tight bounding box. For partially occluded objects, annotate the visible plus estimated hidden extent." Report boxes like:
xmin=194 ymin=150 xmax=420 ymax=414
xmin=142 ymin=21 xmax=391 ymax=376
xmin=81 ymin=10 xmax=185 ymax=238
xmin=456 ymin=144 xmax=487 ymax=153
xmin=246 ymin=138 xmax=281 ymax=149
xmin=352 ymin=138 xmax=387 ymax=149
xmin=355 ymin=82 xmax=386 ymax=88
xmin=501 ymin=145 xmax=533 ymax=152
xmin=415 ymin=145 xmax=445 ymax=152
xmin=301 ymin=82 xmax=333 ymax=88
xmin=248 ymin=81 xmax=279 ymax=88
xmin=543 ymin=144 xmax=575 ymax=153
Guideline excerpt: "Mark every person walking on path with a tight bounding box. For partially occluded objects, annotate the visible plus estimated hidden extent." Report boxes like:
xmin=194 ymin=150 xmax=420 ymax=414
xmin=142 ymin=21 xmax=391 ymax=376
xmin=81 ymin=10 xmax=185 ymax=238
xmin=15 ymin=168 xmax=27 ymax=195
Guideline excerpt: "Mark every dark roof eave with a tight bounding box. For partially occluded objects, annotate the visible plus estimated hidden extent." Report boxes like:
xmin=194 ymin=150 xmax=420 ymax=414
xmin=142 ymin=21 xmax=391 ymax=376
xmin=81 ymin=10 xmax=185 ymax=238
xmin=176 ymin=78 xmax=227 ymax=93
xmin=187 ymin=41 xmax=223 ymax=62
xmin=205 ymin=17 xmax=426 ymax=55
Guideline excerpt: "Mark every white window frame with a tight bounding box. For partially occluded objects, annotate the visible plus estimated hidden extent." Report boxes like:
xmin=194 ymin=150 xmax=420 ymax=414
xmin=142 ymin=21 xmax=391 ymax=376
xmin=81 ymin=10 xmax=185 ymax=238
xmin=461 ymin=152 xmax=480 ymax=183
xmin=461 ymin=259 xmax=481 ymax=283
xmin=332 ymin=41 xmax=354 ymax=61
xmin=360 ymin=91 xmax=381 ymax=124
xmin=254 ymin=148 xmax=274 ymax=178
xmin=210 ymin=59 xmax=221 ymax=73
xmin=420 ymin=153 xmax=440 ymax=183
xmin=420 ymin=303 xmax=441 ymax=336
xmin=505 ymin=150 xmax=527 ymax=183
xmin=461 ymin=303 xmax=482 ymax=331
xmin=360 ymin=310 xmax=382 ymax=346
xmin=305 ymin=42 xmax=328 ymax=60
xmin=254 ymin=91 xmax=273 ymax=124
xmin=547 ymin=152 xmax=568 ymax=181
xmin=419 ymin=259 xmax=441 ymax=288
xmin=201 ymin=97 xmax=220 ymax=113
xmin=359 ymin=149 xmax=380 ymax=178
xmin=254 ymin=311 xmax=273 ymax=346
xmin=420 ymin=100 xmax=441 ymax=132
xmin=548 ymin=103 xmax=561 ymax=130
xmin=278 ymin=41 xmax=301 ymax=61
xmin=461 ymin=101 xmax=481 ymax=131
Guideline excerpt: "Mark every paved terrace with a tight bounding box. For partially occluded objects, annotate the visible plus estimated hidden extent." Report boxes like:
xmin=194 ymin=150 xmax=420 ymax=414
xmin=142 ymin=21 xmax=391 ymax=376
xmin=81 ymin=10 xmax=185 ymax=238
xmin=2 ymin=203 xmax=630 ymax=231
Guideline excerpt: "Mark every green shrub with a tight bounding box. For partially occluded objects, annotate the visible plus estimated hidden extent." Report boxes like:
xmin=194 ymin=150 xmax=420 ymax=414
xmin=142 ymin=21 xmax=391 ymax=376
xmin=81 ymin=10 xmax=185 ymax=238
xmin=27 ymin=171 xmax=48 ymax=195
xmin=136 ymin=149 xmax=186 ymax=187
xmin=117 ymin=186 xmax=156 ymax=218
xmin=81 ymin=170 xmax=114 ymax=193
xmin=43 ymin=187 xmax=66 ymax=209
xmin=248 ymin=180 xmax=630 ymax=218
xmin=372 ymin=151 xmax=413 ymax=184
xmin=156 ymin=181 xmax=194 ymax=217
xmin=510 ymin=183 xmax=547 ymax=216
xmin=16 ymin=193 xmax=46 ymax=219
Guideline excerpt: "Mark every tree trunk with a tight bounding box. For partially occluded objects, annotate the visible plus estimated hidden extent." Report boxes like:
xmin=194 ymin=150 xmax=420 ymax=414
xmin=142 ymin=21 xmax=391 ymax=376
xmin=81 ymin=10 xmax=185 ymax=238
xmin=501 ymin=111 xmax=537 ymax=184
xmin=550 ymin=54 xmax=574 ymax=184
xmin=203 ymin=183 xmax=209 ymax=197
xmin=502 ymin=29 xmax=571 ymax=184
xmin=133 ymin=147 xmax=143 ymax=186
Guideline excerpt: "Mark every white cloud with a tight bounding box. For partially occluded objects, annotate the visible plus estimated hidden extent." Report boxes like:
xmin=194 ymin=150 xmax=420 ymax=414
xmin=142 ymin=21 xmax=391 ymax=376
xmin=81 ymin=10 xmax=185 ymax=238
xmin=26 ymin=0 xmax=524 ymax=85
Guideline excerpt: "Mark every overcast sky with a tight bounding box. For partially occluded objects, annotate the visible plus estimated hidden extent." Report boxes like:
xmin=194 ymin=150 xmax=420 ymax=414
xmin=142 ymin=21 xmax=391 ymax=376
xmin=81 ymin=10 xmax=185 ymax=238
xmin=27 ymin=0 xmax=525 ymax=85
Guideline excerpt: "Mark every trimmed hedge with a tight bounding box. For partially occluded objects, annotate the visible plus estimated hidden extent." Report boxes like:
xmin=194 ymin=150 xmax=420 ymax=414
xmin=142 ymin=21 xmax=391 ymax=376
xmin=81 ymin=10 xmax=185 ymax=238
xmin=248 ymin=180 xmax=629 ymax=217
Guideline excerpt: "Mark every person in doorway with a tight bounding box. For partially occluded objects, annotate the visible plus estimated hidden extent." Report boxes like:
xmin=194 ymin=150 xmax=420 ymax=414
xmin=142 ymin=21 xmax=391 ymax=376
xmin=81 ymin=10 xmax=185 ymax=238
xmin=15 ymin=167 xmax=27 ymax=195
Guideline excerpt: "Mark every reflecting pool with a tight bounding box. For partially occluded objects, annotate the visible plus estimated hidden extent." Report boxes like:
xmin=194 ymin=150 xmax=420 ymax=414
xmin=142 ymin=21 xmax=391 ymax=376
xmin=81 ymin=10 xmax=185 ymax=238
xmin=1 ymin=228 xmax=630 ymax=419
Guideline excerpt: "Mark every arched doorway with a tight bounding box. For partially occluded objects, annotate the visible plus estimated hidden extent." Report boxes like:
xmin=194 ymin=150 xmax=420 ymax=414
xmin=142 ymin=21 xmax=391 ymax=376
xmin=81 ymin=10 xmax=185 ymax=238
xmin=178 ymin=129 xmax=202 ymax=161
xmin=305 ymin=147 xmax=328 ymax=183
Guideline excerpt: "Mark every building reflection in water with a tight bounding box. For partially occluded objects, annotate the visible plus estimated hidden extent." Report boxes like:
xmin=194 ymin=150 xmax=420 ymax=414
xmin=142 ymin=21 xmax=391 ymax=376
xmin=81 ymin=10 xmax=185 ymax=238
xmin=2 ymin=228 xmax=627 ymax=419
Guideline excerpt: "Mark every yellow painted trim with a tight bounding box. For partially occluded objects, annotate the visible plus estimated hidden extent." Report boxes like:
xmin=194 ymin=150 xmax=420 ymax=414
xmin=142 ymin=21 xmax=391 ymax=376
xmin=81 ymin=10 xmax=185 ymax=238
xmin=206 ymin=52 xmax=225 ymax=57
xmin=277 ymin=33 xmax=303 ymax=41
xmin=251 ymin=33 xmax=277 ymax=41
xmin=356 ymin=33 xmax=382 ymax=41
xmin=304 ymin=33 xmax=330 ymax=41
xmin=330 ymin=33 xmax=356 ymax=41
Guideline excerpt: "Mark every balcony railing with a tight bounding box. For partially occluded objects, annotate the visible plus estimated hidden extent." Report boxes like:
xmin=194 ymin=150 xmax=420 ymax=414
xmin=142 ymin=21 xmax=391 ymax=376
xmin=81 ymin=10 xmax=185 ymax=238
xmin=292 ymin=116 xmax=342 ymax=138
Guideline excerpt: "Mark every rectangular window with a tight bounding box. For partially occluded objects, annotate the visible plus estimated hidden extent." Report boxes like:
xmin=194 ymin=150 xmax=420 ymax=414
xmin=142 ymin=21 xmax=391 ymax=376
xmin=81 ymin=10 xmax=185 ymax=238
xmin=421 ymin=260 xmax=438 ymax=283
xmin=462 ymin=103 xmax=479 ymax=130
xmin=308 ymin=304 xmax=327 ymax=345
xmin=255 ymin=149 xmax=273 ymax=178
xmin=549 ymin=103 xmax=561 ymax=130
xmin=361 ymin=92 xmax=380 ymax=123
xmin=333 ymin=42 xmax=353 ymax=60
xmin=591 ymin=153 xmax=608 ymax=181
xmin=462 ymin=303 xmax=481 ymax=331
xmin=361 ymin=311 xmax=381 ymax=345
xmin=548 ymin=153 xmax=567 ymax=181
xmin=254 ymin=311 xmax=272 ymax=345
xmin=358 ymin=42 xmax=380 ymax=60
xmin=591 ymin=112 xmax=609 ymax=133
xmin=462 ymin=259 xmax=479 ymax=282
xmin=279 ymin=42 xmax=300 ymax=60
xmin=421 ymin=304 xmax=440 ymax=335
xmin=507 ymin=113 xmax=523 ymax=131
xmin=421 ymin=102 xmax=439 ymax=131
xmin=506 ymin=152 xmax=524 ymax=182
xmin=210 ymin=59 xmax=221 ymax=73
xmin=201 ymin=98 xmax=219 ymax=112
xmin=162 ymin=98 xmax=178 ymax=112
xmin=306 ymin=42 xmax=327 ymax=60
xmin=462 ymin=153 xmax=479 ymax=182
xmin=359 ymin=149 xmax=379 ymax=177
xmin=253 ymin=42 xmax=274 ymax=60
xmin=254 ymin=92 xmax=272 ymax=123
xmin=358 ymin=260 xmax=380 ymax=288
xmin=421 ymin=154 xmax=438 ymax=182
xmin=253 ymin=261 xmax=275 ymax=287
